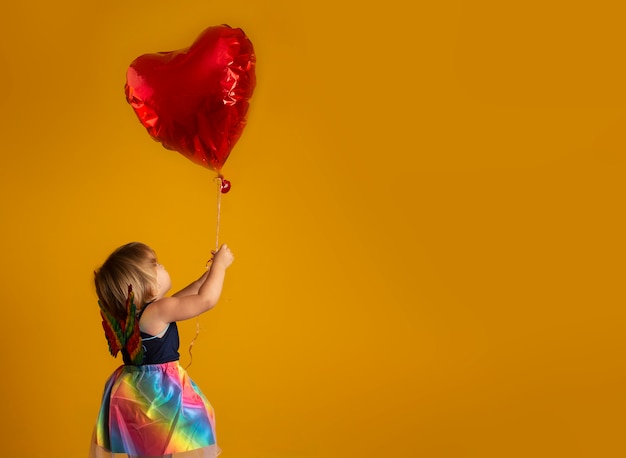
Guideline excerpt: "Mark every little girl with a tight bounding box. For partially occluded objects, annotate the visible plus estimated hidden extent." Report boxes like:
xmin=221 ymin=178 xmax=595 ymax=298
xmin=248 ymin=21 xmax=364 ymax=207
xmin=90 ymin=241 xmax=234 ymax=458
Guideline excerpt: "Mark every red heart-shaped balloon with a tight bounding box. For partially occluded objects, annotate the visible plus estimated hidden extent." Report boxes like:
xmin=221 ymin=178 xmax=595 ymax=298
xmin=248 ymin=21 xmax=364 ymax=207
xmin=125 ymin=25 xmax=256 ymax=173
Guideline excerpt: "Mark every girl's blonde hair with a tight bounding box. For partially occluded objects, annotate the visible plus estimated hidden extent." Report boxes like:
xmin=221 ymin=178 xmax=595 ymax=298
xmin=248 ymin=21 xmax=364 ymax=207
xmin=94 ymin=242 xmax=158 ymax=320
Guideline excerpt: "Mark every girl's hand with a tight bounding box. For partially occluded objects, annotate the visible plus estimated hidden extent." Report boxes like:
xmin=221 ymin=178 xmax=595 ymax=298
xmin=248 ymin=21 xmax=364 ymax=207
xmin=211 ymin=244 xmax=234 ymax=269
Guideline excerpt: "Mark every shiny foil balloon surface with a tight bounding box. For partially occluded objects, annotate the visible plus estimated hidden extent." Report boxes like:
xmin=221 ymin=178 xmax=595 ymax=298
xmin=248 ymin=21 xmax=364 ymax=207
xmin=125 ymin=25 xmax=256 ymax=172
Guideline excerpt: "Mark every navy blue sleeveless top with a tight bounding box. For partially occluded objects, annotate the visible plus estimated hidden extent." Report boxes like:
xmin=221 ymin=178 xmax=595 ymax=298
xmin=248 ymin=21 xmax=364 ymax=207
xmin=122 ymin=302 xmax=180 ymax=365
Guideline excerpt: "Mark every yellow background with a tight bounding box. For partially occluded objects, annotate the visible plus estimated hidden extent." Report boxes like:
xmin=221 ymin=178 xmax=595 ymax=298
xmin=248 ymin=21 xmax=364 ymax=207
xmin=1 ymin=1 xmax=625 ymax=457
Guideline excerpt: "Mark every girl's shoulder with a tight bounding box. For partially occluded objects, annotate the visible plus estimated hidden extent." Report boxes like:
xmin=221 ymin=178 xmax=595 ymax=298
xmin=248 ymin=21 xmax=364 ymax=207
xmin=138 ymin=298 xmax=175 ymax=335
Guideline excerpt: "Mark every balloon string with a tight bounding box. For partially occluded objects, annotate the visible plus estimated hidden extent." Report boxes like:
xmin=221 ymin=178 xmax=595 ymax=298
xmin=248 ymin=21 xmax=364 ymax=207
xmin=214 ymin=175 xmax=222 ymax=252
xmin=185 ymin=175 xmax=223 ymax=370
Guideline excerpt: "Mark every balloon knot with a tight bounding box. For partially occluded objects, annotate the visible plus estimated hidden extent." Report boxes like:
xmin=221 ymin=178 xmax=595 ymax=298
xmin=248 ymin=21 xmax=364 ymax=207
xmin=219 ymin=175 xmax=231 ymax=193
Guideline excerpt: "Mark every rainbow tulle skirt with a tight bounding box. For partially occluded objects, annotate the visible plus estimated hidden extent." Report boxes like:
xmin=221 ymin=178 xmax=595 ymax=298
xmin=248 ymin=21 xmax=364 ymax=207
xmin=90 ymin=361 xmax=220 ymax=458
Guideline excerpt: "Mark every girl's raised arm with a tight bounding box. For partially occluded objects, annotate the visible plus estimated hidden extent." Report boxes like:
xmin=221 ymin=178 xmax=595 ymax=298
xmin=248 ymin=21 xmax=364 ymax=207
xmin=172 ymin=270 xmax=209 ymax=297
xmin=153 ymin=244 xmax=234 ymax=323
